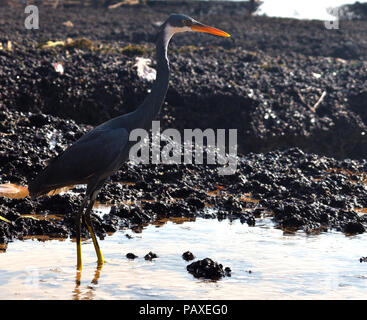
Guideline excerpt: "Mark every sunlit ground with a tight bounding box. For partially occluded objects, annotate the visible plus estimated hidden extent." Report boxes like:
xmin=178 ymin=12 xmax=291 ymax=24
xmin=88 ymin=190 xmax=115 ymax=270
xmin=256 ymin=0 xmax=367 ymax=20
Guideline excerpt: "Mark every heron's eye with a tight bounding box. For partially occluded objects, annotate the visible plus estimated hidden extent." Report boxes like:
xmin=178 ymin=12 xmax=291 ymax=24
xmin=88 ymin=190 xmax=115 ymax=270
xmin=182 ymin=19 xmax=192 ymax=27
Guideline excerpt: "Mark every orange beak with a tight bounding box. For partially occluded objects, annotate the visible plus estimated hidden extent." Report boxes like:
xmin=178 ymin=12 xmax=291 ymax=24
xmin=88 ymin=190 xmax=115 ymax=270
xmin=190 ymin=23 xmax=231 ymax=38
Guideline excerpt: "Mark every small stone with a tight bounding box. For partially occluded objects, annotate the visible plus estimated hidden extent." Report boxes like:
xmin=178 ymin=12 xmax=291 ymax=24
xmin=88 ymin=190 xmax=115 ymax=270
xmin=126 ymin=253 xmax=138 ymax=259
xmin=144 ymin=251 xmax=158 ymax=261
xmin=182 ymin=251 xmax=195 ymax=261
xmin=224 ymin=267 xmax=232 ymax=276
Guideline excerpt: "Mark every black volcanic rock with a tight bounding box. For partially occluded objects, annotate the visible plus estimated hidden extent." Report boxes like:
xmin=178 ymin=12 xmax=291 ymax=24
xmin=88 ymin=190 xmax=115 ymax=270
xmin=0 ymin=2 xmax=366 ymax=246
xmin=186 ymin=258 xmax=227 ymax=280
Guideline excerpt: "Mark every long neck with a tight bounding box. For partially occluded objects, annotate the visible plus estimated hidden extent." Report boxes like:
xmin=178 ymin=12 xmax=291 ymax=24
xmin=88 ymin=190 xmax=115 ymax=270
xmin=134 ymin=29 xmax=170 ymax=129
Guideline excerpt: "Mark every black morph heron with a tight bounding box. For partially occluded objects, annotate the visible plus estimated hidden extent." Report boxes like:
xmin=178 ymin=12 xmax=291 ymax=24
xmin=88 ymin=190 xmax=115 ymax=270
xmin=28 ymin=14 xmax=230 ymax=271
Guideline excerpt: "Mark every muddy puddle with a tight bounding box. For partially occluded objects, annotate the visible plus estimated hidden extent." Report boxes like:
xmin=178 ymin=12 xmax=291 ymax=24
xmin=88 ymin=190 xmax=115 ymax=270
xmin=1 ymin=214 xmax=367 ymax=299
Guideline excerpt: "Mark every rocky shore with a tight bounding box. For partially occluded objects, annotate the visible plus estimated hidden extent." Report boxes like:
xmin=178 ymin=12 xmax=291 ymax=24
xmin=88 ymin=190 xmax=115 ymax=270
xmin=0 ymin=1 xmax=366 ymax=244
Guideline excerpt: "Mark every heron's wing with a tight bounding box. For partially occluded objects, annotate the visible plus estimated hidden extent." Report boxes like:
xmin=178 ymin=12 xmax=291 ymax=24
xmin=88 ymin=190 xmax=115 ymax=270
xmin=29 ymin=127 xmax=129 ymax=196
xmin=57 ymin=127 xmax=130 ymax=178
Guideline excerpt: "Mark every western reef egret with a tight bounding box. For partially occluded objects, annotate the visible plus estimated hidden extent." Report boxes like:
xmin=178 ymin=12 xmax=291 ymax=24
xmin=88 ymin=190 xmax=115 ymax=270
xmin=28 ymin=14 xmax=230 ymax=271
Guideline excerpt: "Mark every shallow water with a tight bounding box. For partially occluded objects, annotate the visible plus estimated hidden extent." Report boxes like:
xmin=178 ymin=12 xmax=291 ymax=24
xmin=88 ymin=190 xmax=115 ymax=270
xmin=1 ymin=215 xmax=367 ymax=300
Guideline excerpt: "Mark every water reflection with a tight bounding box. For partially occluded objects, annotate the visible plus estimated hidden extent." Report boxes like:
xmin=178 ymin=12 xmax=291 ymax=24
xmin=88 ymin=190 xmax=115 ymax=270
xmin=0 ymin=183 xmax=29 ymax=199
xmin=73 ymin=266 xmax=103 ymax=300
xmin=0 ymin=217 xmax=367 ymax=299
xmin=0 ymin=183 xmax=74 ymax=199
xmin=1 ymin=180 xmax=367 ymax=299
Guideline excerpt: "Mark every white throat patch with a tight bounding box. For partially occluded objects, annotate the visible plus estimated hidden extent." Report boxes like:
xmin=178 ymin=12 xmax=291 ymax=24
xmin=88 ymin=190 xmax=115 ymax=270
xmin=163 ymin=25 xmax=191 ymax=44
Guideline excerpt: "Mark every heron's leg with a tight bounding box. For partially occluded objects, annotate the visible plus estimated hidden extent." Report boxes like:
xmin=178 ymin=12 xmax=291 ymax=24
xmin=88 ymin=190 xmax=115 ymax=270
xmin=76 ymin=196 xmax=88 ymax=271
xmin=83 ymin=192 xmax=105 ymax=268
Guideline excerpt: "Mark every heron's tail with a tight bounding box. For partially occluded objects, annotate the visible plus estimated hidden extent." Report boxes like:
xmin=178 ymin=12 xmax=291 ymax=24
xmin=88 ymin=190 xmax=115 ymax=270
xmin=28 ymin=166 xmax=63 ymax=199
xmin=28 ymin=176 xmax=55 ymax=199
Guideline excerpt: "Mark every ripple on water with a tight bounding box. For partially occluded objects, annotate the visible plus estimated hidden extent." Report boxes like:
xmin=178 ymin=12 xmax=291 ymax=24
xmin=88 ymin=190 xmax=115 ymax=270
xmin=0 ymin=217 xmax=367 ymax=299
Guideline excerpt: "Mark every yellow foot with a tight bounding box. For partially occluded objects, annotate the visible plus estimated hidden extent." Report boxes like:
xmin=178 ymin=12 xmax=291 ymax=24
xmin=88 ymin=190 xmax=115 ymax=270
xmin=97 ymin=257 xmax=106 ymax=269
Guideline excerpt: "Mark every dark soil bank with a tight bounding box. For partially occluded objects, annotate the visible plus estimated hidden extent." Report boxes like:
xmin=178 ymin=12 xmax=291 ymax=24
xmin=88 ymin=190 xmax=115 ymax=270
xmin=0 ymin=1 xmax=366 ymax=158
xmin=0 ymin=2 xmax=367 ymax=244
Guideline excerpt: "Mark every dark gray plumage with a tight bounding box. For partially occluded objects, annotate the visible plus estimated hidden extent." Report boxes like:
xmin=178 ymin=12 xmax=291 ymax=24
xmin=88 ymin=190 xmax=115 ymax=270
xmin=28 ymin=14 xmax=230 ymax=270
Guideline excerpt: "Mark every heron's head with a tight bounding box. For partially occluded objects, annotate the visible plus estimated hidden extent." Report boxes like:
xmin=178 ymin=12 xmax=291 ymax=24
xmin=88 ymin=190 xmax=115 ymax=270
xmin=162 ymin=14 xmax=230 ymax=41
